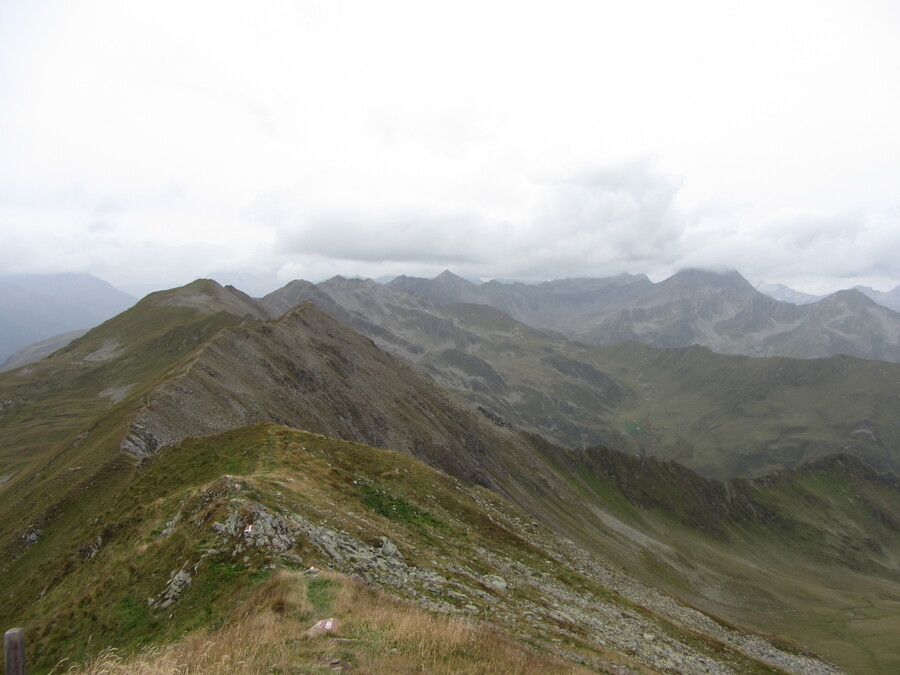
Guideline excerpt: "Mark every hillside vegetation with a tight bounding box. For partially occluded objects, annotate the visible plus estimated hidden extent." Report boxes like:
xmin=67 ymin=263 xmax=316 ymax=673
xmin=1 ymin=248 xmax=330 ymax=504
xmin=2 ymin=279 xmax=900 ymax=672
xmin=0 ymin=424 xmax=849 ymax=674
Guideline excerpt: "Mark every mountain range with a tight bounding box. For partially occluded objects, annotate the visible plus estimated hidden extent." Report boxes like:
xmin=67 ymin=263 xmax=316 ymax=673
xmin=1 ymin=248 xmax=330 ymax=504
xmin=259 ymin=274 xmax=900 ymax=479
xmin=388 ymin=269 xmax=900 ymax=362
xmin=5 ymin=269 xmax=899 ymax=372
xmin=2 ymin=274 xmax=900 ymax=672
xmin=755 ymin=280 xmax=900 ymax=313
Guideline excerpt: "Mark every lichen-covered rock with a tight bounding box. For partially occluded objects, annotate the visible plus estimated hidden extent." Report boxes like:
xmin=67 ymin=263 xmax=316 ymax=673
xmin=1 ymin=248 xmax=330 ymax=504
xmin=22 ymin=526 xmax=41 ymax=546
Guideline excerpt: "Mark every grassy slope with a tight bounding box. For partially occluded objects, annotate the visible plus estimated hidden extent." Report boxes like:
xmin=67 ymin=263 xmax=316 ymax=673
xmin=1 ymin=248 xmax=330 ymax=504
xmin=4 ymin=423 xmax=817 ymax=674
xmin=593 ymin=343 xmax=900 ymax=478
xmin=0 ymin=281 xmax=260 ymax=624
xmin=537 ymin=446 xmax=900 ymax=674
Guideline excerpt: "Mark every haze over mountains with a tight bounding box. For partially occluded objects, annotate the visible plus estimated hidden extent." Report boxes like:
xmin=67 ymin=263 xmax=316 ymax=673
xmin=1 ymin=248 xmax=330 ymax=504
xmin=755 ymin=280 xmax=900 ymax=313
xmin=0 ymin=273 xmax=135 ymax=368
xmin=2 ymin=270 xmax=900 ymax=672
xmin=5 ymin=268 xmax=900 ymax=373
xmin=256 ymin=273 xmax=900 ymax=480
xmin=388 ymin=269 xmax=900 ymax=362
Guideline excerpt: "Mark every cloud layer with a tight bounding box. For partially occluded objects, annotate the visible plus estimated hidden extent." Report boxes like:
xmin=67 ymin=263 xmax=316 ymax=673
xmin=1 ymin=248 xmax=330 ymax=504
xmin=1 ymin=1 xmax=899 ymax=296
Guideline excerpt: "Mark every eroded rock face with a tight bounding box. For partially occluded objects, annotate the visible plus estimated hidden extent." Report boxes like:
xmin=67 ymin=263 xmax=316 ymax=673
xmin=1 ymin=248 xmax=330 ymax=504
xmin=120 ymin=423 xmax=160 ymax=459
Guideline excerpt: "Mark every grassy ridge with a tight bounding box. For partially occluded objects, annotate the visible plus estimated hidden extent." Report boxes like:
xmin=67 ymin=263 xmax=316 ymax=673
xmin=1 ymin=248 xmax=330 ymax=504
xmin=5 ymin=424 xmax=784 ymax=674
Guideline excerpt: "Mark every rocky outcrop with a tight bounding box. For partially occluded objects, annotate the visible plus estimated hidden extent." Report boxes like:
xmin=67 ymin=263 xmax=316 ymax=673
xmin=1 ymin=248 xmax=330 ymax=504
xmin=156 ymin=567 xmax=192 ymax=610
xmin=213 ymin=502 xmax=297 ymax=553
xmin=120 ymin=423 xmax=160 ymax=459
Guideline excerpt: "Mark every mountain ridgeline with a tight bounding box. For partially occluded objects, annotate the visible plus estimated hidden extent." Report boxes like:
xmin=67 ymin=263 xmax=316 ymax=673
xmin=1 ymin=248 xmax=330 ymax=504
xmin=388 ymin=269 xmax=900 ymax=361
xmin=260 ymin=273 xmax=900 ymax=479
xmin=1 ymin=276 xmax=899 ymax=672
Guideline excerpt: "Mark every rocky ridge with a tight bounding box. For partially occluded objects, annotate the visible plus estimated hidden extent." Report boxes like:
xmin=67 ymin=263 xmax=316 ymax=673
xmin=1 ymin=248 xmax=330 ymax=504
xmin=146 ymin=440 xmax=843 ymax=674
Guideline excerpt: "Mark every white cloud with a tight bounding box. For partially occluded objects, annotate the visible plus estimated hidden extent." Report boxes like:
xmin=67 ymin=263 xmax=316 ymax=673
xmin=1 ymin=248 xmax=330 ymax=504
xmin=1 ymin=0 xmax=899 ymax=295
xmin=277 ymin=208 xmax=491 ymax=265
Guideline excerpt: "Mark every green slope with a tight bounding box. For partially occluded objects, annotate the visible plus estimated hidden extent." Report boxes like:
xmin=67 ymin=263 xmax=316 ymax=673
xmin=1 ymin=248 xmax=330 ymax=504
xmin=537 ymin=445 xmax=900 ymax=674
xmin=0 ymin=423 xmax=840 ymax=674
xmin=595 ymin=342 xmax=900 ymax=477
xmin=0 ymin=280 xmax=267 ymax=594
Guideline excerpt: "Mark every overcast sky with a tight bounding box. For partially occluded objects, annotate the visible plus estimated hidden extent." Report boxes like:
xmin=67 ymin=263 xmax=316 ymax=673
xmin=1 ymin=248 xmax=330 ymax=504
xmin=2 ymin=0 xmax=899 ymax=297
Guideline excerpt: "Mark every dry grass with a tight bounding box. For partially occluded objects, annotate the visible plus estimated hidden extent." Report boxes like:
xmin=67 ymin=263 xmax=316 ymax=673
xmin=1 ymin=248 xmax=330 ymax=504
xmin=330 ymin=576 xmax=590 ymax=674
xmin=58 ymin=570 xmax=593 ymax=675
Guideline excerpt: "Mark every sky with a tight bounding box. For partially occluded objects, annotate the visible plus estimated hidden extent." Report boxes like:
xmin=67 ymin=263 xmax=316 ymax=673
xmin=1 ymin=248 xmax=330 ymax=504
xmin=1 ymin=0 xmax=899 ymax=297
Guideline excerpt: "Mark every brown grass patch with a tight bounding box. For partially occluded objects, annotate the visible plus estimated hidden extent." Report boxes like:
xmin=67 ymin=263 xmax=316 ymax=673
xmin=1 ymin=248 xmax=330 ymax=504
xmin=58 ymin=570 xmax=591 ymax=674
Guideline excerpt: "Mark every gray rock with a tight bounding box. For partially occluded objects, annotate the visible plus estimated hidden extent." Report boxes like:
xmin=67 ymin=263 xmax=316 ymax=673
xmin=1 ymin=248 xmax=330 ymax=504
xmin=213 ymin=501 xmax=297 ymax=552
xmin=22 ymin=527 xmax=41 ymax=546
xmin=482 ymin=574 xmax=507 ymax=592
xmin=161 ymin=513 xmax=181 ymax=537
xmin=379 ymin=536 xmax=403 ymax=560
xmin=156 ymin=567 xmax=192 ymax=609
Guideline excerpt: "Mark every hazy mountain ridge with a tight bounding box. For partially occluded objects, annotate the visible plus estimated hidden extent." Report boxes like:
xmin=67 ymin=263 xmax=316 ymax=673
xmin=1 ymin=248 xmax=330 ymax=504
xmin=0 ymin=273 xmax=136 ymax=363
xmin=853 ymin=284 xmax=900 ymax=312
xmin=261 ymin=277 xmax=632 ymax=453
xmin=754 ymin=281 xmax=822 ymax=305
xmin=388 ymin=269 xmax=900 ymax=362
xmin=0 ymin=328 xmax=87 ymax=372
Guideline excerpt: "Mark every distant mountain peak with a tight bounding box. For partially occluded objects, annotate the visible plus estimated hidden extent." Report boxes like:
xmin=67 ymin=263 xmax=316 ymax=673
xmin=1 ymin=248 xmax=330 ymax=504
xmin=146 ymin=278 xmax=272 ymax=319
xmin=819 ymin=287 xmax=879 ymax=310
xmin=434 ymin=269 xmax=479 ymax=285
xmin=664 ymin=268 xmax=755 ymax=293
